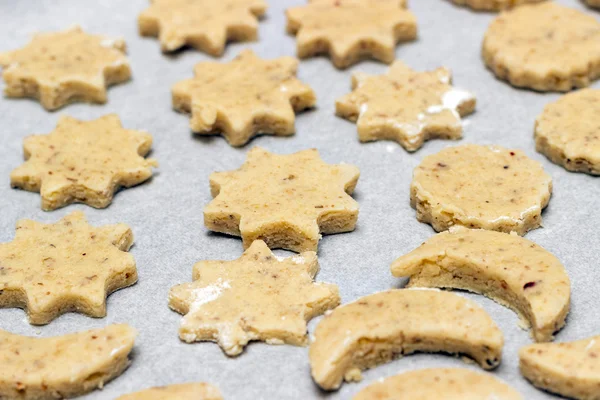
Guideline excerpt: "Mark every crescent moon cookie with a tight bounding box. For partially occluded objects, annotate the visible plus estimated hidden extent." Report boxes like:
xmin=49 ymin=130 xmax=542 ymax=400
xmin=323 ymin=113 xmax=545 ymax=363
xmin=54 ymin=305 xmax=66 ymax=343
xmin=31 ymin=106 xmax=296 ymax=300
xmin=482 ymin=2 xmax=600 ymax=92
xmin=309 ymin=289 xmax=504 ymax=390
xmin=204 ymin=147 xmax=360 ymax=252
xmin=353 ymin=368 xmax=522 ymax=400
xmin=117 ymin=383 xmax=223 ymax=400
xmin=391 ymin=228 xmax=571 ymax=342
xmin=286 ymin=0 xmax=417 ymax=69
xmin=172 ymin=50 xmax=316 ymax=147
xmin=335 ymin=61 xmax=475 ymax=152
xmin=0 ymin=26 xmax=130 ymax=110
xmin=138 ymin=0 xmax=267 ymax=55
xmin=410 ymin=144 xmax=552 ymax=235
xmin=0 ymin=211 xmax=137 ymax=325
xmin=169 ymin=240 xmax=340 ymax=356
xmin=450 ymin=0 xmax=545 ymax=11
xmin=11 ymin=114 xmax=157 ymax=211
xmin=0 ymin=324 xmax=136 ymax=400
xmin=520 ymin=336 xmax=600 ymax=400
xmin=535 ymin=89 xmax=600 ymax=175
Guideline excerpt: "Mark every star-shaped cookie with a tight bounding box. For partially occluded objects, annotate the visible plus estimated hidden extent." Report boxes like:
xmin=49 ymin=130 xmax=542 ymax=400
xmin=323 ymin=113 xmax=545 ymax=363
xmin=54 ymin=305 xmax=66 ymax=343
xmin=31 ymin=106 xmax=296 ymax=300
xmin=169 ymin=240 xmax=340 ymax=356
xmin=286 ymin=0 xmax=417 ymax=68
xmin=138 ymin=0 xmax=267 ymax=55
xmin=204 ymin=147 xmax=360 ymax=252
xmin=11 ymin=114 xmax=157 ymax=211
xmin=336 ymin=61 xmax=476 ymax=151
xmin=0 ymin=212 xmax=137 ymax=325
xmin=0 ymin=26 xmax=131 ymax=110
xmin=172 ymin=50 xmax=316 ymax=147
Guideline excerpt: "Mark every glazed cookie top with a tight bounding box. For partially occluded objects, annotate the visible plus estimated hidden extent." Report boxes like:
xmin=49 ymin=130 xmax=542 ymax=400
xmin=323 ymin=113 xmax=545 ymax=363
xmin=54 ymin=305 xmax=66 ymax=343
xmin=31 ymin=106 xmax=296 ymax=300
xmin=117 ymin=383 xmax=223 ymax=400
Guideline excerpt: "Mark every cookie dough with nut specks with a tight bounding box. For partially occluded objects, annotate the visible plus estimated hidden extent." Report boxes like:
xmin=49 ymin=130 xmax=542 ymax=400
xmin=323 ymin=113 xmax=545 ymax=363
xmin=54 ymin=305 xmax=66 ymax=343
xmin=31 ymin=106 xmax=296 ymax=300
xmin=117 ymin=383 xmax=223 ymax=400
xmin=451 ymin=0 xmax=545 ymax=11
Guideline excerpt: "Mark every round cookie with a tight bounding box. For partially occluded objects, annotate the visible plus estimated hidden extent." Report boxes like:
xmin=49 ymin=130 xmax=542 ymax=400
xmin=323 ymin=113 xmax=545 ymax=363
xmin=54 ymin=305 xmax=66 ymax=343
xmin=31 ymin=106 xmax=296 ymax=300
xmin=482 ymin=2 xmax=600 ymax=92
xmin=451 ymin=0 xmax=545 ymax=11
xmin=535 ymin=88 xmax=600 ymax=175
xmin=410 ymin=144 xmax=552 ymax=235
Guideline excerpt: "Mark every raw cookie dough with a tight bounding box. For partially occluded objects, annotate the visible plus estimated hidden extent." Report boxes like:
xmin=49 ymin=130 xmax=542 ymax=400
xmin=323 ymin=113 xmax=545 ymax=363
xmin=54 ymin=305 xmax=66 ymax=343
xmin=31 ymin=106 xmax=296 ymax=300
xmin=0 ymin=324 xmax=136 ymax=400
xmin=204 ymin=147 xmax=360 ymax=252
xmin=11 ymin=114 xmax=157 ymax=210
xmin=391 ymin=228 xmax=570 ymax=342
xmin=482 ymin=2 xmax=600 ymax=92
xmin=117 ymin=383 xmax=222 ymax=400
xmin=0 ymin=211 xmax=137 ymax=325
xmin=138 ymin=0 xmax=267 ymax=55
xmin=410 ymin=144 xmax=552 ymax=235
xmin=535 ymin=88 xmax=600 ymax=175
xmin=309 ymin=289 xmax=503 ymax=390
xmin=520 ymin=336 xmax=600 ymax=400
xmin=336 ymin=61 xmax=475 ymax=151
xmin=0 ymin=26 xmax=130 ymax=110
xmin=353 ymin=368 xmax=522 ymax=400
xmin=286 ymin=0 xmax=417 ymax=69
xmin=172 ymin=50 xmax=316 ymax=147
xmin=451 ymin=0 xmax=545 ymax=11
xmin=169 ymin=240 xmax=340 ymax=356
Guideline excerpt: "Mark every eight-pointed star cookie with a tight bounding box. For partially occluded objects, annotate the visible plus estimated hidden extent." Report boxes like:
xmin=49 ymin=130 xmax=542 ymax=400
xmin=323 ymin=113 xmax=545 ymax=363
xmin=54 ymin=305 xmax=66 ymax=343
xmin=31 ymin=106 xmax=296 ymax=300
xmin=0 ymin=26 xmax=131 ymax=110
xmin=138 ymin=0 xmax=267 ymax=55
xmin=11 ymin=114 xmax=157 ymax=211
xmin=172 ymin=50 xmax=316 ymax=147
xmin=0 ymin=212 xmax=137 ymax=325
xmin=286 ymin=0 xmax=417 ymax=69
xmin=336 ymin=61 xmax=476 ymax=152
xmin=204 ymin=147 xmax=360 ymax=252
xmin=169 ymin=240 xmax=340 ymax=356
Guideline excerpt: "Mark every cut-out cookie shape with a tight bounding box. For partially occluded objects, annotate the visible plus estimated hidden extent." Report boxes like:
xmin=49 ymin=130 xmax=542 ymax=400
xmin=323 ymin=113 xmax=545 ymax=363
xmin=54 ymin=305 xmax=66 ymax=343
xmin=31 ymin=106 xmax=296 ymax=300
xmin=482 ymin=2 xmax=600 ymax=92
xmin=204 ymin=147 xmax=360 ymax=252
xmin=117 ymin=383 xmax=223 ymax=400
xmin=172 ymin=50 xmax=316 ymax=147
xmin=309 ymin=289 xmax=503 ymax=390
xmin=11 ymin=114 xmax=157 ymax=211
xmin=0 ymin=324 xmax=136 ymax=400
xmin=535 ymin=89 xmax=600 ymax=175
xmin=336 ymin=61 xmax=475 ymax=152
xmin=520 ymin=336 xmax=600 ymax=400
xmin=0 ymin=211 xmax=137 ymax=325
xmin=169 ymin=240 xmax=340 ymax=356
xmin=411 ymin=144 xmax=552 ymax=235
xmin=391 ymin=228 xmax=570 ymax=342
xmin=0 ymin=26 xmax=130 ymax=110
xmin=138 ymin=0 xmax=267 ymax=55
xmin=354 ymin=368 xmax=522 ymax=400
xmin=286 ymin=0 xmax=417 ymax=69
xmin=450 ymin=0 xmax=545 ymax=11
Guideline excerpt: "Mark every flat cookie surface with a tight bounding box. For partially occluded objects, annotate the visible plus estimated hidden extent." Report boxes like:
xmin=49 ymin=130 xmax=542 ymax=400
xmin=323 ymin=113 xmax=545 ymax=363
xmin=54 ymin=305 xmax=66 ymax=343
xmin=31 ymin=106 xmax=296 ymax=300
xmin=0 ymin=26 xmax=130 ymax=110
xmin=336 ymin=61 xmax=475 ymax=151
xmin=0 ymin=324 xmax=136 ymax=400
xmin=169 ymin=240 xmax=340 ymax=356
xmin=411 ymin=144 xmax=552 ymax=235
xmin=138 ymin=0 xmax=267 ymax=55
xmin=286 ymin=0 xmax=417 ymax=68
xmin=172 ymin=50 xmax=316 ymax=147
xmin=535 ymin=88 xmax=600 ymax=175
xmin=117 ymin=383 xmax=222 ymax=400
xmin=309 ymin=289 xmax=503 ymax=390
xmin=0 ymin=211 xmax=137 ymax=324
xmin=204 ymin=147 xmax=360 ymax=252
xmin=482 ymin=2 xmax=600 ymax=91
xmin=451 ymin=0 xmax=545 ymax=11
xmin=11 ymin=114 xmax=157 ymax=210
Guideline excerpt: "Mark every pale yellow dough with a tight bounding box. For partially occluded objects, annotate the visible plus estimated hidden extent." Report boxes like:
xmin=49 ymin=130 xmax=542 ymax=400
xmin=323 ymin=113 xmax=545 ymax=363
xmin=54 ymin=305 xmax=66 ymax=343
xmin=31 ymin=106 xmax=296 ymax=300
xmin=451 ymin=0 xmax=545 ymax=11
xmin=117 ymin=383 xmax=223 ymax=400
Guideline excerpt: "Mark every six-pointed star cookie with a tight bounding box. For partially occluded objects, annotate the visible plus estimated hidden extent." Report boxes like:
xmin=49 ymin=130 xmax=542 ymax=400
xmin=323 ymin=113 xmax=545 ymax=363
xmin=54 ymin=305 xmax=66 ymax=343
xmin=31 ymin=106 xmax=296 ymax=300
xmin=172 ymin=50 xmax=316 ymax=147
xmin=0 ymin=26 xmax=130 ymax=110
xmin=11 ymin=114 xmax=157 ymax=211
xmin=138 ymin=0 xmax=267 ymax=55
xmin=336 ymin=61 xmax=475 ymax=152
xmin=0 ymin=211 xmax=137 ymax=325
xmin=169 ymin=240 xmax=340 ymax=356
xmin=204 ymin=147 xmax=360 ymax=252
xmin=450 ymin=0 xmax=545 ymax=11
xmin=286 ymin=0 xmax=417 ymax=68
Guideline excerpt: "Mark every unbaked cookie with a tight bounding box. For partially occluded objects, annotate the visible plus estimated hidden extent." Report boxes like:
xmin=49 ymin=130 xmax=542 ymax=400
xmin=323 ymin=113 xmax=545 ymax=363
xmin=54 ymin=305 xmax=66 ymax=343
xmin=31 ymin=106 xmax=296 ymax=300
xmin=535 ymin=88 xmax=600 ymax=175
xmin=117 ymin=383 xmax=222 ymax=400
xmin=482 ymin=2 xmax=600 ymax=91
xmin=410 ymin=144 xmax=552 ymax=235
xmin=451 ymin=0 xmax=545 ymax=11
